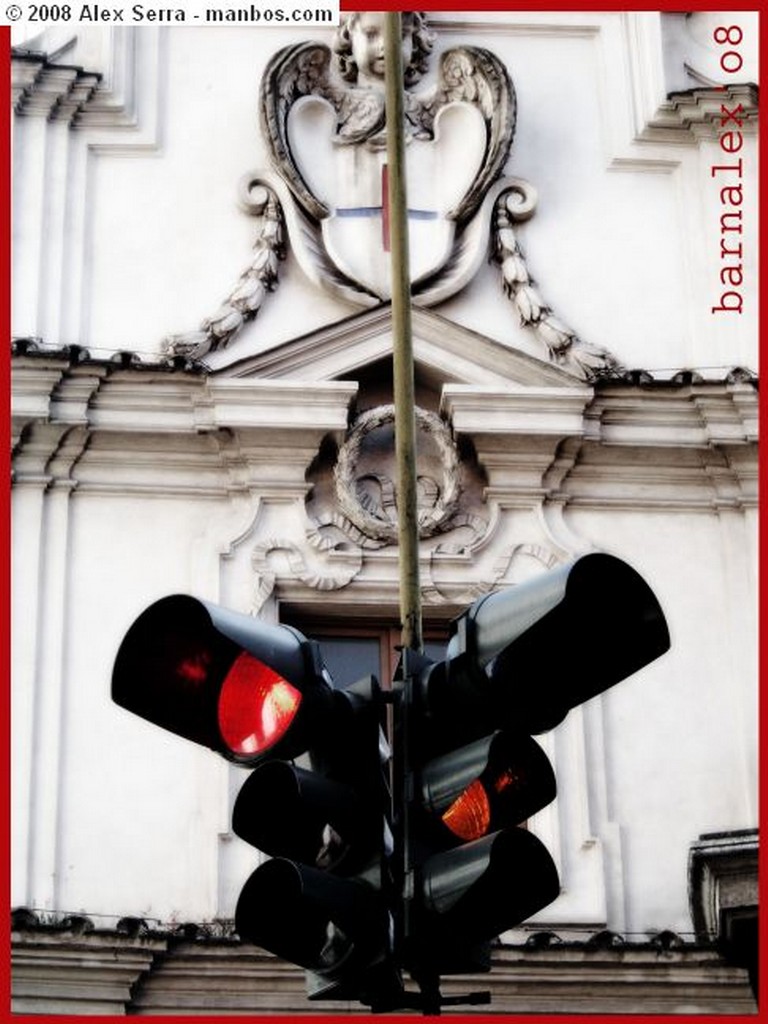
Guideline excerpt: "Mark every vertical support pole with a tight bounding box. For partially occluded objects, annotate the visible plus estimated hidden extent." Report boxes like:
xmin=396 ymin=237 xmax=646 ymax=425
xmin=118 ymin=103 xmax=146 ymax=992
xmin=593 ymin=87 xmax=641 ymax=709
xmin=384 ymin=13 xmax=424 ymax=998
xmin=384 ymin=11 xmax=423 ymax=656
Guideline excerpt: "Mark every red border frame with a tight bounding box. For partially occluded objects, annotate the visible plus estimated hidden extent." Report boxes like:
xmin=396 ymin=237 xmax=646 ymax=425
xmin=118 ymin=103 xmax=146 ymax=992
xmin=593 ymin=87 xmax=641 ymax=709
xmin=4 ymin=6 xmax=764 ymax=1021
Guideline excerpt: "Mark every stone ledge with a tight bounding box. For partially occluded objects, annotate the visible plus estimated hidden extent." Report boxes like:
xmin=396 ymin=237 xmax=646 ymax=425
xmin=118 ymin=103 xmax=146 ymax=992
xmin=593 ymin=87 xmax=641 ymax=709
xmin=11 ymin=927 xmax=756 ymax=1015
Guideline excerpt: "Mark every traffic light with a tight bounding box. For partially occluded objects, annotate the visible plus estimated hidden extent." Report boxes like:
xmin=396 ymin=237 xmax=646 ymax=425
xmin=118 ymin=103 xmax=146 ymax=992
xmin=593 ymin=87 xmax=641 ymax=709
xmin=111 ymin=552 xmax=670 ymax=1013
xmin=398 ymin=553 xmax=670 ymax=993
xmin=112 ymin=596 xmax=399 ymax=1008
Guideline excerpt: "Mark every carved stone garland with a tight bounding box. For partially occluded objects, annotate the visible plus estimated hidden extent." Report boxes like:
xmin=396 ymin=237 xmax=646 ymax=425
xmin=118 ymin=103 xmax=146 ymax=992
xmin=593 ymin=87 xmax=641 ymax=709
xmin=164 ymin=183 xmax=285 ymax=360
xmin=491 ymin=186 xmax=623 ymax=381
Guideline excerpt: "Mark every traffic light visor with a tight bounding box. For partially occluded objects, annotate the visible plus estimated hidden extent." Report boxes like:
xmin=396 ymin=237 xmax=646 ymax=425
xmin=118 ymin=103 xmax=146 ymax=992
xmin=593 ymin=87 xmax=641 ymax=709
xmin=112 ymin=595 xmax=311 ymax=761
xmin=232 ymin=760 xmax=376 ymax=870
xmin=236 ymin=857 xmax=388 ymax=977
xmin=421 ymin=827 xmax=559 ymax=940
xmin=429 ymin=553 xmax=670 ymax=739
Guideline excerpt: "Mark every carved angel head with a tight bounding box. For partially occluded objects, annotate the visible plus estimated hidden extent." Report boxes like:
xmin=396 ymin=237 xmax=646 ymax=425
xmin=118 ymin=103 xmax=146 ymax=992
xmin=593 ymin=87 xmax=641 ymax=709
xmin=332 ymin=11 xmax=435 ymax=88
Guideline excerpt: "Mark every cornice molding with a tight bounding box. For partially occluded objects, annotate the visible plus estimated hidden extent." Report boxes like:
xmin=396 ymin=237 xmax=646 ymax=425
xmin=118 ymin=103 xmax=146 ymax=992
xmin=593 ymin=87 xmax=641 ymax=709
xmin=12 ymin=30 xmax=163 ymax=141
xmin=589 ymin=379 xmax=758 ymax=449
xmin=11 ymin=53 xmax=101 ymax=121
xmin=12 ymin=928 xmax=167 ymax=1015
xmin=654 ymin=84 xmax=759 ymax=143
xmin=10 ymin=927 xmax=755 ymax=1015
xmin=629 ymin=83 xmax=759 ymax=147
xmin=688 ymin=830 xmax=758 ymax=996
xmin=11 ymin=356 xmax=757 ymax=511
xmin=615 ymin=14 xmax=759 ymax=150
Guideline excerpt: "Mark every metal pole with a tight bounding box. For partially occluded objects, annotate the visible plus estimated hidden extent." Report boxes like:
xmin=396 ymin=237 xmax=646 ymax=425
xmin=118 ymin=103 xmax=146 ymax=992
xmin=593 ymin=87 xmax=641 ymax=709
xmin=383 ymin=12 xmax=424 ymax=997
xmin=384 ymin=12 xmax=423 ymax=656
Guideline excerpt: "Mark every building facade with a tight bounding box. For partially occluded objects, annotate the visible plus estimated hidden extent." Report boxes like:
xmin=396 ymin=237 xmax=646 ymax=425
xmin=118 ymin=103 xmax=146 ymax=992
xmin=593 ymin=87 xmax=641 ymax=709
xmin=10 ymin=11 xmax=759 ymax=1013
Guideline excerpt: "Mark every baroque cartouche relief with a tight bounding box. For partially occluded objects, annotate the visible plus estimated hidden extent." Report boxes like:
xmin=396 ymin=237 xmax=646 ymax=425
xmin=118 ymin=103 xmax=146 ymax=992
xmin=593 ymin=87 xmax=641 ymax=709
xmin=165 ymin=11 xmax=621 ymax=380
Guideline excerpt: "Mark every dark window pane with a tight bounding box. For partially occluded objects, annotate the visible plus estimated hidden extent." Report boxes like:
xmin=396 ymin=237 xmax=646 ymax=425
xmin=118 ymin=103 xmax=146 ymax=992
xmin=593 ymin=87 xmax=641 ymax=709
xmin=310 ymin=636 xmax=382 ymax=689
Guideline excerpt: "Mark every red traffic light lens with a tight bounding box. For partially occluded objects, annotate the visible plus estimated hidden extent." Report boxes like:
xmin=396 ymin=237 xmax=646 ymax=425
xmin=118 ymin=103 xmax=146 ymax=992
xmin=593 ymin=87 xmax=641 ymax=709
xmin=218 ymin=652 xmax=302 ymax=756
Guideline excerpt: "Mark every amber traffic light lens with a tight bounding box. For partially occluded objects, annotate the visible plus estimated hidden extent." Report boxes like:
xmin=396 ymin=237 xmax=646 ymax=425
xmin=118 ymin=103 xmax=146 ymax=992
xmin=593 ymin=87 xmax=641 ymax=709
xmin=442 ymin=779 xmax=491 ymax=841
xmin=218 ymin=651 xmax=302 ymax=756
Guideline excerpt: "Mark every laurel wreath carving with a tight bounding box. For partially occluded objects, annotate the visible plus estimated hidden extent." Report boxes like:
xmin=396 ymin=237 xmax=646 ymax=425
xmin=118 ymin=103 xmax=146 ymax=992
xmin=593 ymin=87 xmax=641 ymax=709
xmin=334 ymin=405 xmax=461 ymax=543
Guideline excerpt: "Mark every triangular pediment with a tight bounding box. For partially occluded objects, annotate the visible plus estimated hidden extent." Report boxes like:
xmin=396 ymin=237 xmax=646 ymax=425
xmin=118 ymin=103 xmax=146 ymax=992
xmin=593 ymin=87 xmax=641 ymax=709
xmin=215 ymin=305 xmax=585 ymax=390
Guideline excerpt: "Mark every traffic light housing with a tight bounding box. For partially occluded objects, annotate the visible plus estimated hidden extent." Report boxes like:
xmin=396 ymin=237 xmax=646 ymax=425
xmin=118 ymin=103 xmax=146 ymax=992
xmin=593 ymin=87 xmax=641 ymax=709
xmin=112 ymin=595 xmax=335 ymax=764
xmin=231 ymin=674 xmax=400 ymax=1006
xmin=421 ymin=552 xmax=671 ymax=746
xmin=398 ymin=553 xmax=670 ymax=989
xmin=404 ymin=724 xmax=559 ymax=979
xmin=112 ymin=596 xmax=398 ymax=1008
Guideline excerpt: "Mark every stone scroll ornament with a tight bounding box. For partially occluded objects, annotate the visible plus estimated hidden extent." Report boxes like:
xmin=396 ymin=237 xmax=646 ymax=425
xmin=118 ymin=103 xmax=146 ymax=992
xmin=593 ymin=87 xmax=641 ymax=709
xmin=165 ymin=11 xmax=622 ymax=378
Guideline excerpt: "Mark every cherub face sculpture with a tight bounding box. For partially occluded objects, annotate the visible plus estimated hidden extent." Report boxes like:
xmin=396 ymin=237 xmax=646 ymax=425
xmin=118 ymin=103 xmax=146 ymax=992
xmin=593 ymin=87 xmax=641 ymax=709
xmin=333 ymin=11 xmax=433 ymax=88
xmin=350 ymin=13 xmax=390 ymax=83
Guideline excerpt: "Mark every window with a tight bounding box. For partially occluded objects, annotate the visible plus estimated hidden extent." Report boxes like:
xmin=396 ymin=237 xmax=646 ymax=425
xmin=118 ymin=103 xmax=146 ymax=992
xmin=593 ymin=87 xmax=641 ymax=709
xmin=285 ymin=619 xmax=447 ymax=690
